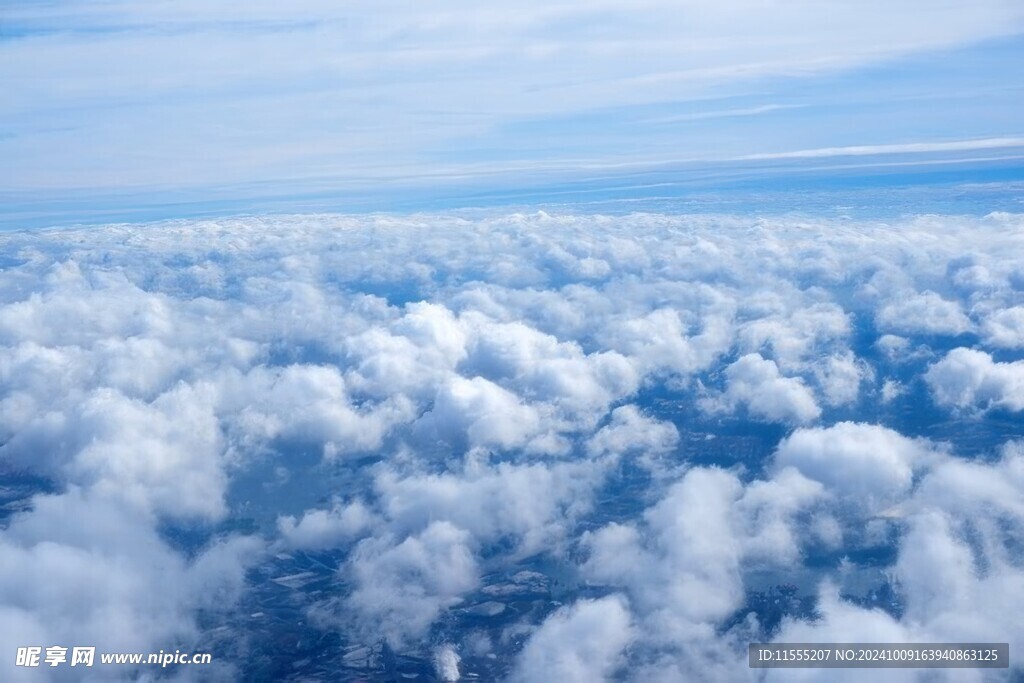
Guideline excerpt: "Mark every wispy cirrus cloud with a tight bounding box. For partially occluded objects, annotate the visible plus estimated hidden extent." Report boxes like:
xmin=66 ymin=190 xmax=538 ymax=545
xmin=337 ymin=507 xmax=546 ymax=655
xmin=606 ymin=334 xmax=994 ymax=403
xmin=2 ymin=0 xmax=1024 ymax=223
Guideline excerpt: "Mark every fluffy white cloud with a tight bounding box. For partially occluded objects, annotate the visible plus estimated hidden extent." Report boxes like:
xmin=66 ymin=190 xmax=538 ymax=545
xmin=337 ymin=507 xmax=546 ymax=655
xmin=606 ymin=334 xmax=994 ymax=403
xmin=510 ymin=595 xmax=634 ymax=683
xmin=375 ymin=459 xmax=604 ymax=555
xmin=875 ymin=333 xmax=910 ymax=360
xmin=598 ymin=305 xmax=734 ymax=378
xmin=812 ymin=351 xmax=870 ymax=407
xmin=586 ymin=405 xmax=679 ymax=461
xmin=917 ymin=440 xmax=1024 ymax=515
xmin=702 ymin=353 xmax=821 ymax=424
xmin=576 ymin=420 xmax=1024 ymax=680
xmin=345 ymin=522 xmax=479 ymax=647
xmin=579 ymin=463 xmax=825 ymax=680
xmin=0 ymin=489 xmax=261 ymax=680
xmin=434 ymin=644 xmax=462 ymax=682
xmin=218 ymin=363 xmax=416 ymax=459
xmin=2 ymin=383 xmax=227 ymax=520
xmin=584 ymin=465 xmax=822 ymax=637
xmin=910 ymin=452 xmax=1024 ymax=636
xmin=460 ymin=313 xmax=640 ymax=424
xmin=925 ymin=347 xmax=1024 ymax=412
xmin=276 ymin=498 xmax=378 ymax=550
xmin=737 ymin=302 xmax=851 ymax=370
xmin=876 ymin=290 xmax=973 ymax=336
xmin=583 ymin=468 xmax=745 ymax=631
xmin=773 ymin=422 xmax=938 ymax=514
xmin=735 ymin=467 xmax=827 ymax=566
xmin=767 ymin=584 xmax=917 ymax=683
xmin=982 ymin=305 xmax=1024 ymax=348
xmin=418 ymin=375 xmax=547 ymax=452
xmin=770 ymin=441 xmax=1024 ymax=681
xmin=880 ymin=378 xmax=905 ymax=403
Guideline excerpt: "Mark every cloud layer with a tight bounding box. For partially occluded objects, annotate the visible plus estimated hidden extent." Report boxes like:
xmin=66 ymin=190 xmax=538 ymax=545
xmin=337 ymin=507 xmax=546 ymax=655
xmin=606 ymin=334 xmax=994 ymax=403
xmin=1 ymin=210 xmax=1023 ymax=679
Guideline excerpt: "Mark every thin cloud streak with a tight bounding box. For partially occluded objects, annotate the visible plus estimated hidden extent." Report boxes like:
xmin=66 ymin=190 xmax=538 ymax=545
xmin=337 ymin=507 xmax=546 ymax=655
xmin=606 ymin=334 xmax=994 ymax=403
xmin=740 ymin=137 xmax=1024 ymax=160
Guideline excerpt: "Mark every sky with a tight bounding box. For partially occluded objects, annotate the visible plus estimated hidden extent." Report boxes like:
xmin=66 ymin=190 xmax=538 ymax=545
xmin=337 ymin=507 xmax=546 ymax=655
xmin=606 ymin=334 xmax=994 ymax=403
xmin=3 ymin=1 xmax=1024 ymax=226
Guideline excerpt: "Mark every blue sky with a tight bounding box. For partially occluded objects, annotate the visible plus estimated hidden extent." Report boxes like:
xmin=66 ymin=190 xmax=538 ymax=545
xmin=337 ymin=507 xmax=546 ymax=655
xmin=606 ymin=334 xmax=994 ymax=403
xmin=2 ymin=1 xmax=1024 ymax=226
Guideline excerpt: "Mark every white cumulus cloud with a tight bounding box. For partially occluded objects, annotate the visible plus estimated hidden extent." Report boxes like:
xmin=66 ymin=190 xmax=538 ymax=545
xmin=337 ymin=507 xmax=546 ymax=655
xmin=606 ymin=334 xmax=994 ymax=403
xmin=925 ymin=347 xmax=1024 ymax=413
